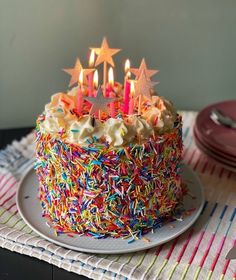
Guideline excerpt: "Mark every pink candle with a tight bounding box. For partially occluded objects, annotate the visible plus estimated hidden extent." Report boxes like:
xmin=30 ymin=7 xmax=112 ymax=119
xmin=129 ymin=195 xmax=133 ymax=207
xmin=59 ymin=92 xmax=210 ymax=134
xmin=128 ymin=80 xmax=135 ymax=115
xmin=108 ymin=67 xmax=115 ymax=118
xmin=88 ymin=72 xmax=94 ymax=97
xmin=77 ymin=70 xmax=83 ymax=114
xmin=77 ymin=85 xmax=83 ymax=114
xmin=123 ymin=79 xmax=130 ymax=114
xmin=123 ymin=60 xmax=131 ymax=114
xmin=88 ymin=50 xmax=95 ymax=97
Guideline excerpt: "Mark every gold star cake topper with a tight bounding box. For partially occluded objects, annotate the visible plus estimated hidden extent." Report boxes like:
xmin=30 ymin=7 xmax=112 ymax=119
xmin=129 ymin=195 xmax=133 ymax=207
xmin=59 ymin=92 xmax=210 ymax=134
xmin=85 ymin=86 xmax=116 ymax=115
xmin=63 ymin=58 xmax=94 ymax=87
xmin=130 ymin=58 xmax=159 ymax=80
xmin=91 ymin=37 xmax=121 ymax=67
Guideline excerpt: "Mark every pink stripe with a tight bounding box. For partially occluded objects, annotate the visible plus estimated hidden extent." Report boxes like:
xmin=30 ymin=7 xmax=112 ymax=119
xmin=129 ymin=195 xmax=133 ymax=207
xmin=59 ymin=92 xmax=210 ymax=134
xmin=0 ymin=174 xmax=4 ymax=183
xmin=187 ymin=149 xmax=196 ymax=166
xmin=219 ymin=167 xmax=224 ymax=178
xmin=222 ymin=259 xmax=230 ymax=276
xmin=193 ymin=154 xmax=201 ymax=171
xmin=155 ymin=244 xmax=163 ymax=256
xmin=199 ymin=233 xmax=216 ymax=267
xmin=0 ymin=180 xmax=17 ymax=200
xmin=228 ymin=171 xmax=232 ymax=179
xmin=210 ymin=164 xmax=216 ymax=175
xmin=6 ymin=202 xmax=16 ymax=211
xmin=166 ymin=237 xmax=179 ymax=260
xmin=183 ymin=147 xmax=189 ymax=159
xmin=0 ymin=173 xmax=7 ymax=183
xmin=177 ymin=229 xmax=194 ymax=262
xmin=201 ymin=160 xmax=208 ymax=174
xmin=222 ymin=239 xmax=236 ymax=275
xmin=0 ymin=175 xmax=15 ymax=191
xmin=0 ymin=192 xmax=16 ymax=207
xmin=189 ymin=231 xmax=205 ymax=264
xmin=210 ymin=236 xmax=226 ymax=271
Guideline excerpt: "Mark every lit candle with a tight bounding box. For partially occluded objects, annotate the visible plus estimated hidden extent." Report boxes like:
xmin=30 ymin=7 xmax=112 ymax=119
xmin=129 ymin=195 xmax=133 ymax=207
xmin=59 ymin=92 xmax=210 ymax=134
xmin=88 ymin=50 xmax=95 ymax=97
xmin=93 ymin=70 xmax=98 ymax=90
xmin=129 ymin=80 xmax=135 ymax=115
xmin=103 ymin=61 xmax=107 ymax=97
xmin=108 ymin=67 xmax=115 ymax=118
xmin=77 ymin=70 xmax=84 ymax=114
xmin=93 ymin=70 xmax=99 ymax=118
xmin=123 ymin=59 xmax=131 ymax=114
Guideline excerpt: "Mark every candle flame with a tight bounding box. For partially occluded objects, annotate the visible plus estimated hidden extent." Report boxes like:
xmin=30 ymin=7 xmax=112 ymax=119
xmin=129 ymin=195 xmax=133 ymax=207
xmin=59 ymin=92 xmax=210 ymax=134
xmin=126 ymin=71 xmax=131 ymax=79
xmin=108 ymin=67 xmax=114 ymax=86
xmin=93 ymin=70 xmax=98 ymax=89
xmin=130 ymin=80 xmax=135 ymax=97
xmin=79 ymin=70 xmax=83 ymax=84
xmin=89 ymin=49 xmax=95 ymax=67
xmin=125 ymin=59 xmax=130 ymax=73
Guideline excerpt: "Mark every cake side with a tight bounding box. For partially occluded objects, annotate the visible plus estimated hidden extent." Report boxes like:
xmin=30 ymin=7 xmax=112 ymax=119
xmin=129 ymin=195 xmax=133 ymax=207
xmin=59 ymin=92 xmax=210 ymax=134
xmin=35 ymin=95 xmax=183 ymax=237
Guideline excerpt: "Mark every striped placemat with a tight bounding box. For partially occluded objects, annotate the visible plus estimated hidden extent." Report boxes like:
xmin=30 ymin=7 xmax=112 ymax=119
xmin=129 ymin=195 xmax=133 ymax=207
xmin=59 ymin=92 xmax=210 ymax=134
xmin=0 ymin=111 xmax=236 ymax=280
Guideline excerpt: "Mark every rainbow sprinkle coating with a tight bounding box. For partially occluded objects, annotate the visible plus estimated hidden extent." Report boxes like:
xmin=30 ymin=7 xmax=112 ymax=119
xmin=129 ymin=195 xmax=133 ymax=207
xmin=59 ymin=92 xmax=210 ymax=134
xmin=35 ymin=115 xmax=184 ymax=239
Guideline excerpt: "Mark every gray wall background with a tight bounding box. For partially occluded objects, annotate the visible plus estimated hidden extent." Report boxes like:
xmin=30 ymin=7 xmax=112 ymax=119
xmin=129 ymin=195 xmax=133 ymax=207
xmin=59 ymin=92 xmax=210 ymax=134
xmin=1 ymin=0 xmax=236 ymax=128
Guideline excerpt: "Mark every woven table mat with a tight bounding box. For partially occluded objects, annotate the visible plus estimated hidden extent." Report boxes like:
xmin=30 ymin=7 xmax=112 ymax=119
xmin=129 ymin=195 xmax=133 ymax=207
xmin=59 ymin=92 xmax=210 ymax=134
xmin=0 ymin=111 xmax=235 ymax=280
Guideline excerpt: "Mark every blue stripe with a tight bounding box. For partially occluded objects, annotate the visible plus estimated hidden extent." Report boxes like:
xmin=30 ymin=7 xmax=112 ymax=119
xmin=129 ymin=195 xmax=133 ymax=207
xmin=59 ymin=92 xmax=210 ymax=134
xmin=210 ymin=203 xmax=218 ymax=217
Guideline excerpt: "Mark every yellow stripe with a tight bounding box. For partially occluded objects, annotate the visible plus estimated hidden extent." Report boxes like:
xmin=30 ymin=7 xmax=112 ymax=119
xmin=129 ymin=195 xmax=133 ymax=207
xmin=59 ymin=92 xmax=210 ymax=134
xmin=180 ymin=264 xmax=190 ymax=280
xmin=0 ymin=212 xmax=16 ymax=224
xmin=219 ymin=274 xmax=224 ymax=280
xmin=142 ymin=254 xmax=158 ymax=279
xmin=206 ymin=271 xmax=213 ymax=280
xmin=156 ymin=259 xmax=168 ymax=278
xmin=168 ymin=261 xmax=178 ymax=280
xmin=126 ymin=254 xmax=134 ymax=265
xmin=0 ymin=208 xmax=7 ymax=217
xmin=19 ymin=224 xmax=28 ymax=231
xmin=193 ymin=267 xmax=201 ymax=280
xmin=11 ymin=218 xmax=23 ymax=228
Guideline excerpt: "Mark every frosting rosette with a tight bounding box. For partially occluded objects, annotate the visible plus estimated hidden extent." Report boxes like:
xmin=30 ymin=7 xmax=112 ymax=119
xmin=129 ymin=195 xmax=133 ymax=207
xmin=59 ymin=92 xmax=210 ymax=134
xmin=37 ymin=88 xmax=178 ymax=147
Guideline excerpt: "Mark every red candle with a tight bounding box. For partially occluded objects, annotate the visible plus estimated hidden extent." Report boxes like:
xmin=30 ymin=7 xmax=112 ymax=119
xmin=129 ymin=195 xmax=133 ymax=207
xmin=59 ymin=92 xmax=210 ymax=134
xmin=88 ymin=50 xmax=95 ymax=97
xmin=108 ymin=67 xmax=115 ymax=118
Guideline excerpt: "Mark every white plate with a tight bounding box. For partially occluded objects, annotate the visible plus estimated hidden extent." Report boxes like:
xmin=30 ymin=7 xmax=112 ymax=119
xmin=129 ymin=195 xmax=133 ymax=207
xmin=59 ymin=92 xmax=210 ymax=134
xmin=16 ymin=164 xmax=204 ymax=254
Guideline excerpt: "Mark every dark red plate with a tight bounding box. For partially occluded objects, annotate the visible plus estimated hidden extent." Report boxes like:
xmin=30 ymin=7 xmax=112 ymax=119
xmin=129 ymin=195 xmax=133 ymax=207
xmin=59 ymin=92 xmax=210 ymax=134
xmin=194 ymin=126 xmax=236 ymax=161
xmin=194 ymin=130 xmax=236 ymax=172
xmin=195 ymin=100 xmax=236 ymax=157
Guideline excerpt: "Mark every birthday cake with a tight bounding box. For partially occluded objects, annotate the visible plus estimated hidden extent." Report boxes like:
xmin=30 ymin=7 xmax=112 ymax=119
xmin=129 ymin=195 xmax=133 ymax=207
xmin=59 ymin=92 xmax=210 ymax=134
xmin=35 ymin=38 xmax=184 ymax=239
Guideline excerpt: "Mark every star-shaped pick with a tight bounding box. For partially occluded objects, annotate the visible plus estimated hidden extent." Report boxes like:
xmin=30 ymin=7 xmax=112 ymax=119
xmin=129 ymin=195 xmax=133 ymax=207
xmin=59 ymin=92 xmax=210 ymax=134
xmin=130 ymin=58 xmax=159 ymax=80
xmin=84 ymin=86 xmax=116 ymax=115
xmin=91 ymin=37 xmax=121 ymax=67
xmin=134 ymin=71 xmax=158 ymax=100
xmin=63 ymin=58 xmax=94 ymax=87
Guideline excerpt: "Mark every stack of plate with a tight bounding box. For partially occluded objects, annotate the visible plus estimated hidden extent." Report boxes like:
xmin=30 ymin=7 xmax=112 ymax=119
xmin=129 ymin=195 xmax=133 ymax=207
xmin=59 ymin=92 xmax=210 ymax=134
xmin=194 ymin=100 xmax=236 ymax=172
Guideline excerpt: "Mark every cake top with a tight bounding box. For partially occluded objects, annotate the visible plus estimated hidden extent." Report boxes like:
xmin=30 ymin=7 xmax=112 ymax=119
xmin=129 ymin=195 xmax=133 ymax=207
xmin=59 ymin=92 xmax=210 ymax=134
xmin=37 ymin=37 xmax=178 ymax=147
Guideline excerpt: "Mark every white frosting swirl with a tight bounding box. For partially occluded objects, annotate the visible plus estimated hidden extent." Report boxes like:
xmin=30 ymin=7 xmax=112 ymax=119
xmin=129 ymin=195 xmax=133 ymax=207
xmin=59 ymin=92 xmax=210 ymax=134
xmin=69 ymin=115 xmax=103 ymax=144
xmin=38 ymin=90 xmax=178 ymax=146
xmin=105 ymin=118 xmax=129 ymax=146
xmin=143 ymin=96 xmax=176 ymax=132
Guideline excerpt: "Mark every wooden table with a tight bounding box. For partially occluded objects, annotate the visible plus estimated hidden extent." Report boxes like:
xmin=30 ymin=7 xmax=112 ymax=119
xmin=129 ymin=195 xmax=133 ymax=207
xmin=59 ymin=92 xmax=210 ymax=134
xmin=0 ymin=127 xmax=89 ymax=280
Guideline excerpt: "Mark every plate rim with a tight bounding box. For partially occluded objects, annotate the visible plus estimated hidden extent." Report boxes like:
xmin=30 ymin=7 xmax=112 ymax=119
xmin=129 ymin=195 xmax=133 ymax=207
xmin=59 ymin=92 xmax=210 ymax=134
xmin=195 ymin=100 xmax=236 ymax=156
xmin=194 ymin=131 xmax=236 ymax=172
xmin=194 ymin=126 xmax=236 ymax=161
xmin=16 ymin=164 xmax=205 ymax=254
